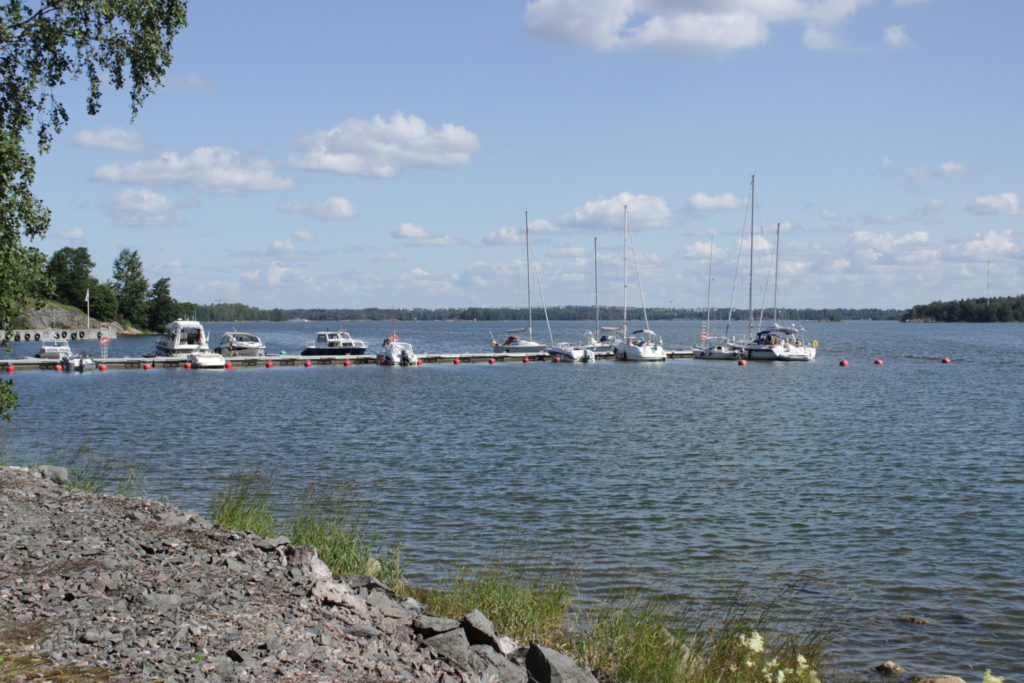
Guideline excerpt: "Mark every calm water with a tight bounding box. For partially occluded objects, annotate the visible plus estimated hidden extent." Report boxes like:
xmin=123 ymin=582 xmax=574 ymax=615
xmin=2 ymin=320 xmax=1022 ymax=677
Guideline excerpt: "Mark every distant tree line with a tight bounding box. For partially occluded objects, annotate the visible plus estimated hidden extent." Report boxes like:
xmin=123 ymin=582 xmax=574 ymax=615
xmin=194 ymin=303 xmax=905 ymax=323
xmin=42 ymin=247 xmax=194 ymax=332
xmin=902 ymin=294 xmax=1024 ymax=322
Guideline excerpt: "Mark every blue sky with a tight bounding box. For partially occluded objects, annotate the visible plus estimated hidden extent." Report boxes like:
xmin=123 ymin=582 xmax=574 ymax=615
xmin=30 ymin=0 xmax=1024 ymax=310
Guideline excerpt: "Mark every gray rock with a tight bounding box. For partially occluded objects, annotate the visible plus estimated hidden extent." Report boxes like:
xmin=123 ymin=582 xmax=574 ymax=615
xmin=471 ymin=644 xmax=529 ymax=682
xmin=413 ymin=614 xmax=461 ymax=637
xmin=875 ymin=660 xmax=906 ymax=676
xmin=905 ymin=677 xmax=966 ymax=683
xmin=285 ymin=545 xmax=332 ymax=580
xmin=424 ymin=628 xmax=474 ymax=670
xmin=252 ymin=535 xmax=290 ymax=551
xmin=525 ymin=642 xmax=598 ymax=683
xmin=310 ymin=579 xmax=369 ymax=618
xmin=462 ymin=609 xmax=501 ymax=650
xmin=37 ymin=465 xmax=69 ymax=485
xmin=141 ymin=592 xmax=183 ymax=611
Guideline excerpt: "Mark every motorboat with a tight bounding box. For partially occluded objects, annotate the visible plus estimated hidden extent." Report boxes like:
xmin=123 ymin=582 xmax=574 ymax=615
xmin=611 ymin=206 xmax=666 ymax=362
xmin=156 ymin=319 xmax=209 ymax=357
xmin=301 ymin=329 xmax=368 ymax=356
xmin=742 ymin=324 xmax=817 ymax=361
xmin=582 ymin=329 xmax=622 ymax=354
xmin=213 ymin=331 xmax=265 ymax=357
xmin=376 ymin=334 xmax=419 ymax=366
xmin=614 ymin=329 xmax=667 ymax=362
xmin=60 ymin=352 xmax=96 ymax=373
xmin=491 ymin=334 xmax=547 ymax=353
xmin=548 ymin=342 xmax=596 ymax=363
xmin=187 ymin=350 xmax=227 ymax=369
xmin=693 ymin=339 xmax=744 ymax=360
xmin=36 ymin=338 xmax=73 ymax=359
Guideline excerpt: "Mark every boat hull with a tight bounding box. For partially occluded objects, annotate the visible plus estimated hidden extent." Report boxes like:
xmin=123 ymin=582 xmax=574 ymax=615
xmin=614 ymin=342 xmax=666 ymax=362
xmin=301 ymin=347 xmax=367 ymax=356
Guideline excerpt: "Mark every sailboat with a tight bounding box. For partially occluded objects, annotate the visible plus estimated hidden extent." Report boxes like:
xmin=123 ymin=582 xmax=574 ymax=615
xmin=737 ymin=177 xmax=817 ymax=361
xmin=612 ymin=206 xmax=666 ymax=362
xmin=692 ymin=235 xmax=743 ymax=360
xmin=582 ymin=237 xmax=622 ymax=354
xmin=491 ymin=211 xmax=548 ymax=353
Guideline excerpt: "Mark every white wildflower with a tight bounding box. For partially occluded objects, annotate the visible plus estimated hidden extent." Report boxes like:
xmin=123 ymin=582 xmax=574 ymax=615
xmin=739 ymin=630 xmax=765 ymax=653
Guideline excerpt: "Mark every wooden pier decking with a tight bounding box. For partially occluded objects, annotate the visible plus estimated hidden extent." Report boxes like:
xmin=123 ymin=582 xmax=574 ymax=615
xmin=3 ymin=348 xmax=694 ymax=371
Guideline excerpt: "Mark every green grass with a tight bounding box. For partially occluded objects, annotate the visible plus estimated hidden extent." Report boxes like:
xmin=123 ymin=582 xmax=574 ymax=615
xmin=209 ymin=477 xmax=276 ymax=537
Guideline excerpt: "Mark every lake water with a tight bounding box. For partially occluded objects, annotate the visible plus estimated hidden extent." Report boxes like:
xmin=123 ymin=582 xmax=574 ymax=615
xmin=2 ymin=320 xmax=1022 ymax=678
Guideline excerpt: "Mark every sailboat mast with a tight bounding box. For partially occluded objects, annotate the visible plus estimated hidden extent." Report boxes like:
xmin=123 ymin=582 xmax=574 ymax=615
xmin=704 ymin=236 xmax=714 ymax=337
xmin=594 ymin=237 xmax=600 ymax=334
xmin=622 ymin=205 xmax=628 ymax=335
xmin=525 ymin=211 xmax=532 ymax=341
xmin=748 ymin=174 xmax=755 ymax=337
xmin=773 ymin=222 xmax=780 ymax=324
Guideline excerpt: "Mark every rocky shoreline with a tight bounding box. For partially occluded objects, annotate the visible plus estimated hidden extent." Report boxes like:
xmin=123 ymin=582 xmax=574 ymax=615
xmin=0 ymin=465 xmax=596 ymax=682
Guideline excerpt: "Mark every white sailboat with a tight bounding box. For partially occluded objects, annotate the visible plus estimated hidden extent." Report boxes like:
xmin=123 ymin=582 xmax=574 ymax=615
xmin=491 ymin=212 xmax=548 ymax=354
xmin=693 ymin=235 xmax=743 ymax=360
xmin=612 ymin=206 xmax=666 ymax=362
xmin=582 ymin=237 xmax=622 ymax=354
xmin=737 ymin=177 xmax=817 ymax=361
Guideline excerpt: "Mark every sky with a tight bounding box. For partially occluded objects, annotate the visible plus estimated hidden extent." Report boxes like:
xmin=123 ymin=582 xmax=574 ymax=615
xmin=29 ymin=0 xmax=1024 ymax=311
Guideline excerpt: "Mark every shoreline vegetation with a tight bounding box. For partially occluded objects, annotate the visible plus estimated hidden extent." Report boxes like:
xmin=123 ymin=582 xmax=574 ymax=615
xmin=1 ymin=462 xmax=998 ymax=682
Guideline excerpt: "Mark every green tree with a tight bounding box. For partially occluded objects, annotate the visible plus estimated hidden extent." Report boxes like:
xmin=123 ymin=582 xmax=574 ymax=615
xmin=46 ymin=246 xmax=94 ymax=307
xmin=88 ymin=281 xmax=118 ymax=322
xmin=111 ymin=248 xmax=148 ymax=328
xmin=1 ymin=0 xmax=188 ymax=419
xmin=146 ymin=276 xmax=178 ymax=331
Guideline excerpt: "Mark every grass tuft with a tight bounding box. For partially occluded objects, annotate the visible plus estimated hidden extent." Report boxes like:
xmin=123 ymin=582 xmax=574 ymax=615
xmin=209 ymin=476 xmax=275 ymax=537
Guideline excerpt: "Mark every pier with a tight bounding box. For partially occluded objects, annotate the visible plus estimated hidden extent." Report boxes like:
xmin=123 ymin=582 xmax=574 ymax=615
xmin=3 ymin=348 xmax=694 ymax=371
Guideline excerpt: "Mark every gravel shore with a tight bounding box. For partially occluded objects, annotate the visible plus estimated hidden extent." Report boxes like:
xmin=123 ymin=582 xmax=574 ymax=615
xmin=0 ymin=465 xmax=595 ymax=682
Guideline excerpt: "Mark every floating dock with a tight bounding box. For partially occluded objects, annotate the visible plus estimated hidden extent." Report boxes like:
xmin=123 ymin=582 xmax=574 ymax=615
xmin=3 ymin=349 xmax=694 ymax=371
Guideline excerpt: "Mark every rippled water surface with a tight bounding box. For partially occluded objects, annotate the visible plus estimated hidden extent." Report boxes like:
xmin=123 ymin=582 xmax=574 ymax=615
xmin=3 ymin=320 xmax=1022 ymax=677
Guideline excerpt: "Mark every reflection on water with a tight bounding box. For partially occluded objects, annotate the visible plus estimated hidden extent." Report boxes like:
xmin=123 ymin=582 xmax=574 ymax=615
xmin=2 ymin=320 xmax=1023 ymax=676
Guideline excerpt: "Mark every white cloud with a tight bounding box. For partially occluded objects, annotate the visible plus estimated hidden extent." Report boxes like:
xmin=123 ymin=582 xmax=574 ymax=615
xmin=278 ymin=196 xmax=357 ymax=221
xmin=73 ymin=126 xmax=143 ymax=151
xmin=291 ymin=112 xmax=480 ymax=178
xmin=550 ymin=246 xmax=585 ymax=257
xmin=964 ymin=192 xmax=1021 ymax=216
xmin=108 ymin=188 xmax=182 ymax=226
xmin=884 ymin=25 xmax=909 ymax=48
xmin=558 ymin=192 xmax=672 ymax=229
xmin=58 ymin=226 xmax=86 ymax=241
xmin=906 ymin=161 xmax=968 ymax=180
xmin=686 ymin=191 xmax=744 ymax=215
xmin=957 ymin=230 xmax=1018 ymax=261
xmin=293 ymin=230 xmax=314 ymax=241
xmin=392 ymin=222 xmax=461 ymax=247
xmin=264 ymin=239 xmax=296 ymax=254
xmin=484 ymin=225 xmax=522 ymax=245
xmin=524 ymin=0 xmax=874 ymax=56
xmin=820 ymin=208 xmax=840 ymax=220
xmin=243 ymin=261 xmax=316 ymax=288
xmin=94 ymin=147 xmax=294 ymax=193
xmin=165 ymin=72 xmax=214 ymax=92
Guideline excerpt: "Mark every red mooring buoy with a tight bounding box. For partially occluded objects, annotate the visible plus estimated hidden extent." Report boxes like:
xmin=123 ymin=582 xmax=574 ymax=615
xmin=183 ymin=362 xmax=192 ymax=370
xmin=523 ymin=357 xmax=531 ymax=363
xmin=265 ymin=361 xmax=273 ymax=368
xmin=874 ymin=359 xmax=884 ymax=365
xmin=225 ymin=361 xmax=233 ymax=370
xmin=4 ymin=365 xmax=12 ymax=374
xmin=54 ymin=364 xmax=63 ymax=372
xmin=416 ymin=359 xmax=422 ymax=366
xmin=488 ymin=358 xmax=495 ymax=364
xmin=738 ymin=359 xmax=748 ymax=366
xmin=98 ymin=364 xmax=107 ymax=372
xmin=304 ymin=360 xmax=312 ymax=367
xmin=839 ymin=359 xmax=849 ymax=367
xmin=941 ymin=357 xmax=952 ymax=364
xmin=453 ymin=358 xmax=461 ymax=365
xmin=343 ymin=360 xmax=351 ymax=367
xmin=143 ymin=363 xmax=151 ymax=371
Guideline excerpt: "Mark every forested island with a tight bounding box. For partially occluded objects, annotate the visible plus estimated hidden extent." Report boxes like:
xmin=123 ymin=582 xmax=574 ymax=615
xmin=901 ymin=294 xmax=1024 ymax=322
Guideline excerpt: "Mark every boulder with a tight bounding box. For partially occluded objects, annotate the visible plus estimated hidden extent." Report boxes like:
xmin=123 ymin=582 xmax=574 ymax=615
xmin=37 ymin=465 xmax=68 ymax=485
xmin=875 ymin=660 xmax=906 ymax=676
xmin=285 ymin=544 xmax=332 ymax=580
xmin=424 ymin=628 xmax=474 ymax=670
xmin=525 ymin=643 xmax=598 ymax=683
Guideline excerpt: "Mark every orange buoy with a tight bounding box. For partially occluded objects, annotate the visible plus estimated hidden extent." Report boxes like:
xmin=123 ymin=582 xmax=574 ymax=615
xmin=98 ymin=364 xmax=107 ymax=372
xmin=552 ymin=356 xmax=561 ymax=363
xmin=738 ymin=359 xmax=747 ymax=366
xmin=453 ymin=358 xmax=461 ymax=365
xmin=265 ymin=361 xmax=273 ymax=368
xmin=4 ymin=365 xmax=12 ymax=374
xmin=54 ymin=364 xmax=63 ymax=372
xmin=183 ymin=362 xmax=192 ymax=370
xmin=941 ymin=357 xmax=951 ymax=364
xmin=488 ymin=358 xmax=495 ymax=364
xmin=304 ymin=360 xmax=312 ymax=367
xmin=839 ymin=359 xmax=849 ymax=367
xmin=874 ymin=359 xmax=884 ymax=365
xmin=225 ymin=361 xmax=233 ymax=370
xmin=143 ymin=363 xmax=151 ymax=371
xmin=523 ymin=357 xmax=530 ymax=363
xmin=343 ymin=360 xmax=351 ymax=367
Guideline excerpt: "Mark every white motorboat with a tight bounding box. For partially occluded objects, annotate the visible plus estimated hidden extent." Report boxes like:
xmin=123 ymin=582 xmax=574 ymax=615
xmin=60 ymin=352 xmax=96 ymax=373
xmin=376 ymin=334 xmax=419 ymax=366
xmin=214 ymin=331 xmax=265 ymax=357
xmin=301 ymin=329 xmax=368 ymax=356
xmin=491 ymin=212 xmax=549 ymax=354
xmin=36 ymin=338 xmax=73 ymax=359
xmin=743 ymin=324 xmax=817 ymax=361
xmin=548 ymin=342 xmax=596 ymax=363
xmin=156 ymin=319 xmax=209 ymax=357
xmin=611 ymin=206 xmax=666 ymax=362
xmin=187 ymin=350 xmax=227 ymax=369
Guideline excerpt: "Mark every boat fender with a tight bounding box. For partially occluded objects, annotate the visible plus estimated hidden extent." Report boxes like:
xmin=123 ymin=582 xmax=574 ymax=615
xmin=70 ymin=332 xmax=77 ymax=340
xmin=14 ymin=333 xmax=21 ymax=342
xmin=812 ymin=340 xmax=819 ymax=348
xmin=61 ymin=330 xmax=67 ymax=338
xmin=96 ymin=330 xmax=103 ymax=339
xmin=79 ymin=330 xmax=85 ymax=339
xmin=34 ymin=333 xmax=40 ymax=341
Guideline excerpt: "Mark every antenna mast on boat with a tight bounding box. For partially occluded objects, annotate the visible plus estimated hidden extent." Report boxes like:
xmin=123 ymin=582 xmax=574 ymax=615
xmin=748 ymin=174 xmax=755 ymax=338
xmin=622 ymin=205 xmax=628 ymax=337
xmin=773 ymin=222 xmax=780 ymax=324
xmin=703 ymin=235 xmax=714 ymax=339
xmin=594 ymin=237 xmax=600 ymax=335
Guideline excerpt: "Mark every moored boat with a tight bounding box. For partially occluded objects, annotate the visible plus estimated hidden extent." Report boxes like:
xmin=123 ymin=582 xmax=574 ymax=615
xmin=213 ymin=331 xmax=265 ymax=357
xmin=742 ymin=324 xmax=817 ymax=361
xmin=376 ymin=334 xmax=419 ymax=366
xmin=36 ymin=338 xmax=73 ymax=360
xmin=548 ymin=342 xmax=596 ymax=363
xmin=60 ymin=352 xmax=96 ymax=373
xmin=611 ymin=206 xmax=666 ymax=362
xmin=156 ymin=319 xmax=209 ymax=357
xmin=187 ymin=350 xmax=227 ymax=369
xmin=301 ymin=330 xmax=368 ymax=356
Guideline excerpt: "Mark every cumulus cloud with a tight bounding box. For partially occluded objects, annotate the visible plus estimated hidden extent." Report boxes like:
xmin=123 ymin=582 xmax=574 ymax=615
xmin=686 ymin=191 xmax=744 ymax=215
xmin=58 ymin=226 xmax=86 ymax=241
xmin=244 ymin=261 xmax=316 ymax=288
xmin=957 ymin=229 xmax=1018 ymax=261
xmin=108 ymin=188 xmax=183 ymax=226
xmin=524 ymin=0 xmax=872 ymax=56
xmin=165 ymin=72 xmax=214 ymax=92
xmin=484 ymin=225 xmax=522 ymax=245
xmin=278 ymin=196 xmax=356 ymax=221
xmin=392 ymin=222 xmax=462 ymax=247
xmin=884 ymin=25 xmax=909 ymax=48
xmin=964 ymin=192 xmax=1021 ymax=216
xmin=73 ymin=126 xmax=143 ymax=151
xmin=293 ymin=229 xmax=314 ymax=241
xmin=558 ymin=192 xmax=672 ymax=230
xmin=291 ymin=112 xmax=480 ymax=178
xmin=94 ymin=147 xmax=294 ymax=193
